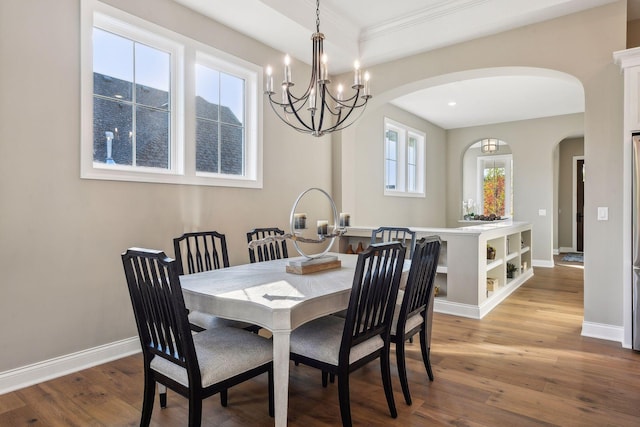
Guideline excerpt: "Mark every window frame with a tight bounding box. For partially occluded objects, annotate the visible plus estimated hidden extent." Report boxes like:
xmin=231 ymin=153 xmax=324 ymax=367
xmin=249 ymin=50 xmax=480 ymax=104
xmin=80 ymin=0 xmax=263 ymax=188
xmin=383 ymin=118 xmax=426 ymax=198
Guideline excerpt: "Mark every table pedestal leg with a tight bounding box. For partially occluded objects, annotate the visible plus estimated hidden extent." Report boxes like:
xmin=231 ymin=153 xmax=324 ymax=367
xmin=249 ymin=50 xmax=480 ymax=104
xmin=272 ymin=330 xmax=290 ymax=427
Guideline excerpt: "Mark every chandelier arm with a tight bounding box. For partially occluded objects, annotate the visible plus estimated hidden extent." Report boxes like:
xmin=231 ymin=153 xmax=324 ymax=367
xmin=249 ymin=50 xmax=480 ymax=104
xmin=327 ymin=103 xmax=368 ymax=134
xmin=286 ymin=89 xmax=315 ymax=132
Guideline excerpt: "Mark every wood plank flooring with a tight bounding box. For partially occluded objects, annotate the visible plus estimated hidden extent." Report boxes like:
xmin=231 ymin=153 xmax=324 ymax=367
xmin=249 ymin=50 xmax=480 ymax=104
xmin=2 ymin=259 xmax=639 ymax=426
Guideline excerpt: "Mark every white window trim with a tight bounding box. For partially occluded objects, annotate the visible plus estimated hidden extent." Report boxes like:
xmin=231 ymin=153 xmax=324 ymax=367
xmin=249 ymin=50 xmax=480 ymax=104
xmin=383 ymin=118 xmax=426 ymax=198
xmin=80 ymin=0 xmax=263 ymax=188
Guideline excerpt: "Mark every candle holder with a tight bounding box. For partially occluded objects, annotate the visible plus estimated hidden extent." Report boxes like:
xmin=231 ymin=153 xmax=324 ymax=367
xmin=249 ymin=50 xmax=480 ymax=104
xmin=289 ymin=187 xmax=346 ymax=259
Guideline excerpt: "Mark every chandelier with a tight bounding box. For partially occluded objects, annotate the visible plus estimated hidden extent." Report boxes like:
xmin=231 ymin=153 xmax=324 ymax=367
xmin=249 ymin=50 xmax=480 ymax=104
xmin=264 ymin=0 xmax=371 ymax=137
xmin=481 ymin=138 xmax=499 ymax=153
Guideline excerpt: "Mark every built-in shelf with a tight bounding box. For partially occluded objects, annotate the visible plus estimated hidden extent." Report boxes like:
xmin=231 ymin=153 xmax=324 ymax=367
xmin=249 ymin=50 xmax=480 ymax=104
xmin=339 ymin=222 xmax=533 ymax=319
xmin=486 ymin=258 xmax=503 ymax=270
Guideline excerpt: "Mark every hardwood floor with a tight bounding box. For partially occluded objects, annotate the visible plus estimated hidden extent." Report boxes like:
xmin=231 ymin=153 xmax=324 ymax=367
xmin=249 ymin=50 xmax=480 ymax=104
xmin=2 ymin=260 xmax=639 ymax=426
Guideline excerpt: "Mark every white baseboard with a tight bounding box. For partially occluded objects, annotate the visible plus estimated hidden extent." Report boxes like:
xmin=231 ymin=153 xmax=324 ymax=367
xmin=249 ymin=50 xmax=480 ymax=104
xmin=559 ymin=246 xmax=574 ymax=253
xmin=533 ymin=259 xmax=555 ymax=268
xmin=581 ymin=321 xmax=624 ymax=344
xmin=0 ymin=337 xmax=140 ymax=394
xmin=434 ymin=299 xmax=480 ymax=319
xmin=553 ymin=248 xmax=560 ymax=255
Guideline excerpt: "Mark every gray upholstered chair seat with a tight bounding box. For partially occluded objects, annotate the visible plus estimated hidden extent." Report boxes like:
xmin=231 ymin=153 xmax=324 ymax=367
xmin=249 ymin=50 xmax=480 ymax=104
xmin=290 ymin=315 xmax=384 ymax=366
xmin=188 ymin=310 xmax=255 ymax=331
xmin=151 ymin=326 xmax=272 ymax=388
xmin=390 ymin=290 xmax=424 ymax=335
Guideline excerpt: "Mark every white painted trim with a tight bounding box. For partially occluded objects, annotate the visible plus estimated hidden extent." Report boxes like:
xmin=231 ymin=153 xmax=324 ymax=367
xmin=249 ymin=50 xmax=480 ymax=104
xmin=558 ymin=246 xmax=574 ymax=253
xmin=0 ymin=337 xmax=140 ymax=394
xmin=434 ymin=299 xmax=480 ymax=319
xmin=581 ymin=321 xmax=625 ymax=345
xmin=553 ymin=248 xmax=560 ymax=255
xmin=532 ymin=259 xmax=554 ymax=268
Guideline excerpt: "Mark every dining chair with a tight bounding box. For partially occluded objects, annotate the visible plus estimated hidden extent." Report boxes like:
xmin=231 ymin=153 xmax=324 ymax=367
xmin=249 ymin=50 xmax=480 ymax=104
xmin=289 ymin=242 xmax=406 ymax=427
xmin=121 ymin=248 xmax=274 ymax=427
xmin=390 ymin=235 xmax=441 ymax=405
xmin=371 ymin=226 xmax=417 ymax=258
xmin=173 ymin=231 xmax=253 ymax=332
xmin=246 ymin=227 xmax=289 ymax=263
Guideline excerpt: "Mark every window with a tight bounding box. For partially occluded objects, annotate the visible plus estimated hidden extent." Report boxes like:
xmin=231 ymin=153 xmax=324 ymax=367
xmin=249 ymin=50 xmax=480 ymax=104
xmin=81 ymin=1 xmax=262 ymax=188
xmin=384 ymin=118 xmax=425 ymax=197
xmin=478 ymin=154 xmax=512 ymax=217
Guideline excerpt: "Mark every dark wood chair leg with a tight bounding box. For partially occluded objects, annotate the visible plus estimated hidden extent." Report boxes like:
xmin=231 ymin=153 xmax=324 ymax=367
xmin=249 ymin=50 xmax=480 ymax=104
xmin=395 ymin=337 xmax=412 ymax=405
xmin=188 ymin=397 xmax=202 ymax=427
xmin=337 ymin=373 xmax=352 ymax=427
xmin=158 ymin=383 xmax=167 ymax=408
xmin=141 ymin=374 xmax=155 ymax=427
xmin=380 ymin=348 xmax=398 ymax=418
xmin=220 ymin=389 xmax=228 ymax=407
xmin=322 ymin=371 xmax=329 ymax=388
xmin=419 ymin=327 xmax=434 ymax=381
xmin=268 ymin=366 xmax=275 ymax=417
xmin=330 ymin=373 xmax=335 ymax=383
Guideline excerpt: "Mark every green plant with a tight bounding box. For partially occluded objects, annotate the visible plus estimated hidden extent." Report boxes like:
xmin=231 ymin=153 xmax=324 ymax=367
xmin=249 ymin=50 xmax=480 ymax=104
xmin=506 ymin=262 xmax=517 ymax=277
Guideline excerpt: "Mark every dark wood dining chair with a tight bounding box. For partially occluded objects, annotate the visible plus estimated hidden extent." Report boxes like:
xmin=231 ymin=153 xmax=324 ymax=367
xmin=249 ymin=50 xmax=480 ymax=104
xmin=246 ymin=227 xmax=289 ymax=263
xmin=121 ymin=248 xmax=274 ymax=427
xmin=173 ymin=231 xmax=254 ymax=332
xmin=371 ymin=226 xmax=417 ymax=258
xmin=289 ymin=242 xmax=406 ymax=427
xmin=390 ymin=235 xmax=441 ymax=405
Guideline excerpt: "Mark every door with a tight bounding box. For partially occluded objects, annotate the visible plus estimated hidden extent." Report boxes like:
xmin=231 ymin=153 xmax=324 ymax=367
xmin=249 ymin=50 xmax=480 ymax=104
xmin=576 ymin=159 xmax=584 ymax=252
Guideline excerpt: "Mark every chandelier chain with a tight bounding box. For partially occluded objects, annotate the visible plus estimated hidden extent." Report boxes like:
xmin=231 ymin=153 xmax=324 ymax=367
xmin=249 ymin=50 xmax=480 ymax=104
xmin=316 ymin=0 xmax=320 ymax=33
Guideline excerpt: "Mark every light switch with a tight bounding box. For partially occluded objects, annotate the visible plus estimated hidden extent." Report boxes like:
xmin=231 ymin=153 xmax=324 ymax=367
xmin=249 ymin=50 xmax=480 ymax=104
xmin=538 ymin=209 xmax=547 ymax=216
xmin=597 ymin=207 xmax=608 ymax=221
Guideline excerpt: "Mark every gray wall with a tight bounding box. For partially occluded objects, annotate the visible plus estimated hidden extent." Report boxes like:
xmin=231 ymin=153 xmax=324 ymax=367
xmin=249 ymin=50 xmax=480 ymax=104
xmin=337 ymin=1 xmax=625 ymax=328
xmin=447 ymin=114 xmax=584 ymax=265
xmin=0 ymin=0 xmax=628 ymax=377
xmin=0 ymin=0 xmax=333 ymax=372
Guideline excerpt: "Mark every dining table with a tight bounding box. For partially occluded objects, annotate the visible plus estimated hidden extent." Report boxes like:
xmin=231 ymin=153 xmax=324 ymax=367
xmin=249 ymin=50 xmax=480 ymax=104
xmin=179 ymin=252 xmax=410 ymax=427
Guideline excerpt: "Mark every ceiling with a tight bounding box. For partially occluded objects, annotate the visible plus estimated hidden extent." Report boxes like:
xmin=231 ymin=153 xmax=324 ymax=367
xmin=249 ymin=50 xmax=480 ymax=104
xmin=175 ymin=0 xmax=628 ymax=129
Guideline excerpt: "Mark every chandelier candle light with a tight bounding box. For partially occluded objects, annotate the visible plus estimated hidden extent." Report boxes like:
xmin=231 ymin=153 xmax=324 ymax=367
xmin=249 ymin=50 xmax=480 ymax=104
xmin=264 ymin=0 xmax=372 ymax=137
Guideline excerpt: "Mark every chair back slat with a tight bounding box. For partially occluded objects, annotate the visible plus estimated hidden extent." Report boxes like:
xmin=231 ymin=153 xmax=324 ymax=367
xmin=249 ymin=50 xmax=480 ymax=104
xmin=341 ymin=242 xmax=406 ymax=364
xmin=173 ymin=231 xmax=230 ymax=275
xmin=397 ymin=236 xmax=441 ymax=333
xmin=247 ymin=227 xmax=289 ymax=263
xmin=122 ymin=249 xmax=198 ymax=375
xmin=371 ymin=226 xmax=417 ymax=258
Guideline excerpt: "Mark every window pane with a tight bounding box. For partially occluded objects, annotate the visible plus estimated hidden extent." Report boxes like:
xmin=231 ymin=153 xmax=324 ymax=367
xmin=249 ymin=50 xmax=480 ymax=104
xmin=386 ymin=159 xmax=396 ymax=189
xmin=135 ymin=43 xmax=170 ymax=108
xmin=196 ymin=63 xmax=246 ymax=176
xmin=196 ymin=65 xmax=220 ymax=120
xmin=93 ymin=97 xmax=133 ymax=165
xmin=136 ymin=106 xmax=169 ymax=168
xmin=220 ymin=73 xmax=244 ymax=126
xmin=408 ymin=138 xmax=416 ymax=164
xmin=483 ymin=167 xmax=506 ymax=216
xmin=196 ymin=118 xmax=219 ymax=173
xmin=408 ymin=164 xmax=416 ymax=192
xmin=220 ymin=123 xmax=244 ymax=175
xmin=93 ymin=28 xmax=133 ymax=101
